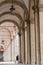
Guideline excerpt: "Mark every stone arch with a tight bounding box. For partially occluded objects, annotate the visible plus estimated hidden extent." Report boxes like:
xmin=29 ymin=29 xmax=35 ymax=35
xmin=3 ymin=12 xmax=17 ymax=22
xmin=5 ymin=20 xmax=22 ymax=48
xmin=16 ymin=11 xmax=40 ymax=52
xmin=0 ymin=0 xmax=29 ymax=17
xmin=0 ymin=11 xmax=24 ymax=23
xmin=0 ymin=19 xmax=20 ymax=30
xmin=0 ymin=20 xmax=19 ymax=51
xmin=0 ymin=27 xmax=11 ymax=42
xmin=0 ymin=27 xmax=12 ymax=51
xmin=0 ymin=27 xmax=11 ymax=39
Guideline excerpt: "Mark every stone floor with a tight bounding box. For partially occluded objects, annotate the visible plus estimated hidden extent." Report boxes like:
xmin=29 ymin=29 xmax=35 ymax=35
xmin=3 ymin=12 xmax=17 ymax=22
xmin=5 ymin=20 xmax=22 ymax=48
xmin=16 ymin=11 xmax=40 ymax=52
xmin=0 ymin=62 xmax=22 ymax=65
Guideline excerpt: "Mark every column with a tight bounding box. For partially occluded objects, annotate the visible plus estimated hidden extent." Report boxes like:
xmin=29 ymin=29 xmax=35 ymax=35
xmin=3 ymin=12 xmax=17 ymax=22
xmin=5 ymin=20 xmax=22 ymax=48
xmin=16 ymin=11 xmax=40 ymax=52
xmin=39 ymin=4 xmax=43 ymax=65
xmin=18 ymin=32 xmax=21 ymax=63
xmin=11 ymin=41 xmax=12 ymax=61
xmin=25 ymin=18 xmax=31 ymax=64
xmin=27 ymin=24 xmax=31 ymax=64
xmin=21 ymin=27 xmax=25 ymax=64
xmin=25 ymin=22 xmax=28 ymax=64
xmin=32 ymin=0 xmax=41 ymax=64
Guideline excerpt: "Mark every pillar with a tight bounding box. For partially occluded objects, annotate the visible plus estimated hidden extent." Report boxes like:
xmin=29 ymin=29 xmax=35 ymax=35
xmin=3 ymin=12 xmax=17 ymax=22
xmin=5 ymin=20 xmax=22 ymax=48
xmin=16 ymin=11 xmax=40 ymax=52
xmin=25 ymin=18 xmax=31 ymax=64
xmin=18 ymin=32 xmax=21 ymax=63
xmin=32 ymin=0 xmax=41 ymax=64
xmin=39 ymin=4 xmax=43 ymax=65
xmin=20 ymin=27 xmax=25 ymax=64
xmin=25 ymin=22 xmax=28 ymax=64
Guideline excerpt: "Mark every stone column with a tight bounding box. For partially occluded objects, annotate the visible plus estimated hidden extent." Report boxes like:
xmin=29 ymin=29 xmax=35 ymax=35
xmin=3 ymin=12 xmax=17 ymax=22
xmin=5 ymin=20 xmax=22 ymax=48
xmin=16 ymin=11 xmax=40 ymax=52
xmin=11 ymin=42 xmax=12 ymax=61
xmin=11 ymin=39 xmax=12 ymax=61
xmin=25 ymin=27 xmax=27 ymax=64
xmin=20 ymin=27 xmax=25 ymax=64
xmin=18 ymin=32 xmax=21 ymax=63
xmin=32 ymin=0 xmax=41 ymax=64
xmin=27 ymin=24 xmax=31 ymax=64
xmin=25 ymin=18 xmax=31 ymax=64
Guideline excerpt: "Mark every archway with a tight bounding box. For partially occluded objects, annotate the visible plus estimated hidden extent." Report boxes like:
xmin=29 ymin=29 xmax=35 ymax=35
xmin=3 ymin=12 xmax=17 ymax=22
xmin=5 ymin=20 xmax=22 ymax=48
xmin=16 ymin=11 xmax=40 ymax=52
xmin=0 ymin=11 xmax=24 ymax=28
xmin=0 ymin=21 xmax=20 ymax=62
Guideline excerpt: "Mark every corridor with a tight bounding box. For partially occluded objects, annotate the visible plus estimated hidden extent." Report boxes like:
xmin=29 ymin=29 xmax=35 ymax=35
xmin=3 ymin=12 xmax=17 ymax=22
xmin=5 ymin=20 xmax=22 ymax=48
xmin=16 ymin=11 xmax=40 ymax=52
xmin=0 ymin=0 xmax=43 ymax=65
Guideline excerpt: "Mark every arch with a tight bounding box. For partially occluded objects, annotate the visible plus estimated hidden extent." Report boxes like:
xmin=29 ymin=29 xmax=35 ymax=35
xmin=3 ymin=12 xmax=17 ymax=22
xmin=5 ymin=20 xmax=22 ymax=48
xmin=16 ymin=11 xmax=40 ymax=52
xmin=0 ymin=11 xmax=24 ymax=23
xmin=0 ymin=19 xmax=20 ymax=30
xmin=0 ymin=27 xmax=11 ymax=39
xmin=0 ymin=27 xmax=12 ymax=51
xmin=0 ymin=0 xmax=29 ymax=16
xmin=0 ymin=22 xmax=19 ymax=51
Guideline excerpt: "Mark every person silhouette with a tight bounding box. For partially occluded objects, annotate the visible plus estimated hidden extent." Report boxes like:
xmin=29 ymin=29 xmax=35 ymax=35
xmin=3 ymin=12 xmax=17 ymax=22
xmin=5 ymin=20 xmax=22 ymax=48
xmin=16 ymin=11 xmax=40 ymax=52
xmin=16 ymin=55 xmax=18 ymax=60
xmin=16 ymin=55 xmax=19 ymax=64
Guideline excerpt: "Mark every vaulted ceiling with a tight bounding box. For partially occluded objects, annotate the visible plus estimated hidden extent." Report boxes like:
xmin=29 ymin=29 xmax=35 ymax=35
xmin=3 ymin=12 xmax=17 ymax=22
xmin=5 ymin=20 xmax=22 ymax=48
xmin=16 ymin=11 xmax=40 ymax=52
xmin=0 ymin=0 xmax=42 ymax=51
xmin=0 ymin=0 xmax=29 ymax=51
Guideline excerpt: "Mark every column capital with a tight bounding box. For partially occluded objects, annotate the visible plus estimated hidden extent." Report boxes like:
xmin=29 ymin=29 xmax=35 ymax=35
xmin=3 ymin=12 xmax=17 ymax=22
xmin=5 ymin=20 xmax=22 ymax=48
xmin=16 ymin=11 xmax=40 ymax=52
xmin=21 ymin=27 xmax=25 ymax=32
xmin=25 ymin=17 xmax=30 ymax=25
xmin=32 ymin=4 xmax=39 ymax=12
xmin=18 ymin=32 xmax=21 ymax=36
